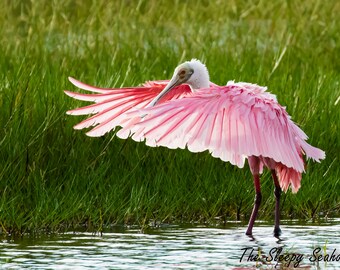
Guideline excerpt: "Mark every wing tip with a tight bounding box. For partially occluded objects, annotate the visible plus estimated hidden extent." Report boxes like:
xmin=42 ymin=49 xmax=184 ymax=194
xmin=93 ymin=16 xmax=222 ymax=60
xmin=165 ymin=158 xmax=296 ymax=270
xmin=68 ymin=77 xmax=85 ymax=90
xmin=86 ymin=130 xmax=105 ymax=137
xmin=64 ymin=90 xmax=75 ymax=97
xmin=68 ymin=76 xmax=78 ymax=84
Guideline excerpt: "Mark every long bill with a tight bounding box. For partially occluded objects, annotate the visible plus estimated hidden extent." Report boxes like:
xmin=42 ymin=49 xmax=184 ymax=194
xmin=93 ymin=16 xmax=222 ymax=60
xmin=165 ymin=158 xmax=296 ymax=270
xmin=146 ymin=75 xmax=180 ymax=108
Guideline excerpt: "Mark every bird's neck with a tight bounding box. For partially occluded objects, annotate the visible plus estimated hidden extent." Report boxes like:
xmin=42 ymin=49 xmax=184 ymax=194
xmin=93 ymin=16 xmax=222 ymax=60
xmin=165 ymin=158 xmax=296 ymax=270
xmin=189 ymin=73 xmax=210 ymax=90
xmin=190 ymin=80 xmax=210 ymax=90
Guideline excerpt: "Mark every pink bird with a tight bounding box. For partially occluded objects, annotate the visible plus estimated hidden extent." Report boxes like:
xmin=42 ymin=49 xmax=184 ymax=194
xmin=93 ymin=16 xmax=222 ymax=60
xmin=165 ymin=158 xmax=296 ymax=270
xmin=65 ymin=59 xmax=325 ymax=236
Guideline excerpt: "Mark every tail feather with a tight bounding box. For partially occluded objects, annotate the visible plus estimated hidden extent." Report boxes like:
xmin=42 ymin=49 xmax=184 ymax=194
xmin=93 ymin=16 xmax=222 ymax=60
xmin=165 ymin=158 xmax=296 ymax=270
xmin=276 ymin=164 xmax=302 ymax=193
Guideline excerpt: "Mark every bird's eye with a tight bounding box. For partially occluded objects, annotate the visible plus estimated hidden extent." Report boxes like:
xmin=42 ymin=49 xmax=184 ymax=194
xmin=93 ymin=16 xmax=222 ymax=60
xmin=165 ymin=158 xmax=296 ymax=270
xmin=178 ymin=69 xmax=186 ymax=78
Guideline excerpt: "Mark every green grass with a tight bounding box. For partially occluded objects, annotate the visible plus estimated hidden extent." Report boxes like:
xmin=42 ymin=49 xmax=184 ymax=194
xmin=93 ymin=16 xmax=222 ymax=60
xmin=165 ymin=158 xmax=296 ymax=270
xmin=0 ymin=0 xmax=339 ymax=235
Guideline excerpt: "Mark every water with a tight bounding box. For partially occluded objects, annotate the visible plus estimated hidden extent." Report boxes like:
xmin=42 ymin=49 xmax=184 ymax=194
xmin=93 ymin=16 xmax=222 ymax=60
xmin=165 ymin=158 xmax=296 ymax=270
xmin=0 ymin=219 xmax=339 ymax=269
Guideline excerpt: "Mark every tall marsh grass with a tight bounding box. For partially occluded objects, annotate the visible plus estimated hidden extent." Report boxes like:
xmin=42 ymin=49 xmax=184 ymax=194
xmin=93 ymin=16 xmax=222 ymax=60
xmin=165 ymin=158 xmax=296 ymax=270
xmin=0 ymin=0 xmax=339 ymax=234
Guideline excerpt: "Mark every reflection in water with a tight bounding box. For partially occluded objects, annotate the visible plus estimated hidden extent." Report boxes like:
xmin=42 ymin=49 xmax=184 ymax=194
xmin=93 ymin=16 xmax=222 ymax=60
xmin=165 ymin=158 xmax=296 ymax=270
xmin=0 ymin=219 xmax=339 ymax=269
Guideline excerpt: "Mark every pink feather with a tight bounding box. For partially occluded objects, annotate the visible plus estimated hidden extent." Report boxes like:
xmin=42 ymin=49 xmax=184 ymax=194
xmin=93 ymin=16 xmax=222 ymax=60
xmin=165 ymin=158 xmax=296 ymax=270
xmin=65 ymin=77 xmax=325 ymax=193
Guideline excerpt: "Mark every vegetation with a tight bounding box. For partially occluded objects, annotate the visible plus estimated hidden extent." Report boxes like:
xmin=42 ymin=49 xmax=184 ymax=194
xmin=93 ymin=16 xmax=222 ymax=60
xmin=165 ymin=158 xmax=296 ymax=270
xmin=0 ymin=0 xmax=339 ymax=235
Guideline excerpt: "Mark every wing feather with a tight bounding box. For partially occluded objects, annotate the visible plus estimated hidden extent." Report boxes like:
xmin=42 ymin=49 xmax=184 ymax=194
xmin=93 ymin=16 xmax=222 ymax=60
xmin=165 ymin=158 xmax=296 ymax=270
xmin=119 ymin=85 xmax=315 ymax=171
xmin=65 ymin=78 xmax=192 ymax=136
xmin=66 ymin=79 xmax=324 ymax=172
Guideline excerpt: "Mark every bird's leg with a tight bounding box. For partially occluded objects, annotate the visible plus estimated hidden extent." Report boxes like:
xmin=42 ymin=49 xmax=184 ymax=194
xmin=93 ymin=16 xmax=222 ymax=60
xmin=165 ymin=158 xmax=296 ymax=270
xmin=246 ymin=174 xmax=262 ymax=236
xmin=271 ymin=170 xmax=282 ymax=237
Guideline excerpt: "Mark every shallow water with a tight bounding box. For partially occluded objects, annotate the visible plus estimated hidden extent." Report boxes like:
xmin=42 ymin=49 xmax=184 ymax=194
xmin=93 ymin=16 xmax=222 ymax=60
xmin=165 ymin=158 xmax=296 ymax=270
xmin=0 ymin=219 xmax=339 ymax=269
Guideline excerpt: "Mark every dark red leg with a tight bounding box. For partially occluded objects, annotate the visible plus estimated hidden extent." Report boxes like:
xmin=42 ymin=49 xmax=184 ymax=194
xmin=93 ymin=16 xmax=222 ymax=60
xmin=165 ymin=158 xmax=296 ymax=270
xmin=246 ymin=174 xmax=262 ymax=235
xmin=271 ymin=170 xmax=282 ymax=237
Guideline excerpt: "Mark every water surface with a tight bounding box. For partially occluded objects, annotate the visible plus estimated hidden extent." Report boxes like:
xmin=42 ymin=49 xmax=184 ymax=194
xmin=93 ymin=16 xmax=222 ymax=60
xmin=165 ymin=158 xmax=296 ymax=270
xmin=1 ymin=219 xmax=339 ymax=269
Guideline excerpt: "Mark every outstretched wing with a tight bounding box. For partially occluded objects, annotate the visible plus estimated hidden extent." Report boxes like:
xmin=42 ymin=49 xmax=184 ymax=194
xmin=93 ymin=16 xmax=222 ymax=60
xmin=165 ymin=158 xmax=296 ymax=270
xmin=118 ymin=84 xmax=324 ymax=172
xmin=64 ymin=77 xmax=193 ymax=136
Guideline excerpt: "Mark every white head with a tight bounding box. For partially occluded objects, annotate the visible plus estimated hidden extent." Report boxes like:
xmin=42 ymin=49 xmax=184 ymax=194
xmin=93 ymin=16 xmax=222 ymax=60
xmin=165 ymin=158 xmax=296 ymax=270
xmin=147 ymin=59 xmax=210 ymax=107
xmin=173 ymin=59 xmax=210 ymax=89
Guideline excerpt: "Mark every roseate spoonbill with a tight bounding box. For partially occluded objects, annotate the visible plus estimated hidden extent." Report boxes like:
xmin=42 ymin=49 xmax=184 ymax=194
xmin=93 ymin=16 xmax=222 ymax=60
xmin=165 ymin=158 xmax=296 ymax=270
xmin=64 ymin=59 xmax=325 ymax=236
